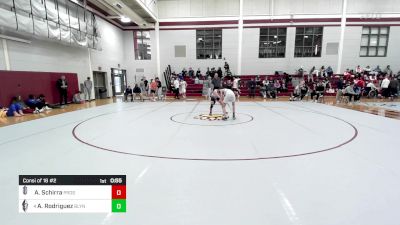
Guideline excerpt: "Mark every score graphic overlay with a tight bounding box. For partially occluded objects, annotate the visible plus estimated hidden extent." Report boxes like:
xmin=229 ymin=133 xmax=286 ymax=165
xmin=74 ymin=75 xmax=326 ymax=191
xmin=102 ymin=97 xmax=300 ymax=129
xmin=19 ymin=175 xmax=126 ymax=213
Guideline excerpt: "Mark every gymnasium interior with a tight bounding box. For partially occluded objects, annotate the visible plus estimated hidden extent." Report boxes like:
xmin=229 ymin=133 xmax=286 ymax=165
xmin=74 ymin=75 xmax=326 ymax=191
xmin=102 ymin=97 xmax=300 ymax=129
xmin=1 ymin=0 xmax=400 ymax=224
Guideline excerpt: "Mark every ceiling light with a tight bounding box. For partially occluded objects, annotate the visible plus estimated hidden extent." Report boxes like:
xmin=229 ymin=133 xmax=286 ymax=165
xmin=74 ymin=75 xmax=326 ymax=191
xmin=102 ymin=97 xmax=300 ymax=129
xmin=120 ymin=16 xmax=131 ymax=23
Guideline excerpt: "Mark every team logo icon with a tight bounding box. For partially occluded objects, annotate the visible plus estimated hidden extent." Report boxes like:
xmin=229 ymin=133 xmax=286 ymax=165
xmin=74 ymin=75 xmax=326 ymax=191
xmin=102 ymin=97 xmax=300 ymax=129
xmin=194 ymin=114 xmax=225 ymax=121
xmin=23 ymin=185 xmax=28 ymax=195
xmin=22 ymin=200 xmax=28 ymax=212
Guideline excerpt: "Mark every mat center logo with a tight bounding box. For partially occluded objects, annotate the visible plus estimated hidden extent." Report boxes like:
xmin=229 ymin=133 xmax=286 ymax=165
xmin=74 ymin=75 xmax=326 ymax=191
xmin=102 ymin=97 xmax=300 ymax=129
xmin=194 ymin=114 xmax=225 ymax=121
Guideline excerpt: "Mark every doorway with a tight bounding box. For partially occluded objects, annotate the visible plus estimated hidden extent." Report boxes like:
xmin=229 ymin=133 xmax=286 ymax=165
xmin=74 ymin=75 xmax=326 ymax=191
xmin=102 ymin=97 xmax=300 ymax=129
xmin=111 ymin=68 xmax=127 ymax=96
xmin=93 ymin=71 xmax=107 ymax=99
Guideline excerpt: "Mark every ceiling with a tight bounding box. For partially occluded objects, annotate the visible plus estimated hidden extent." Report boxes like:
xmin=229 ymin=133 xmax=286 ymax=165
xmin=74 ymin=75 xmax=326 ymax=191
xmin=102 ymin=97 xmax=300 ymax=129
xmin=86 ymin=0 xmax=157 ymax=29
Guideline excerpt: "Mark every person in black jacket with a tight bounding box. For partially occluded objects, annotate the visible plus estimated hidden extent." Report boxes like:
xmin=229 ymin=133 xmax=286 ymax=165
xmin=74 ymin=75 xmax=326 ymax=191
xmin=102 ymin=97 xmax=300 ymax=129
xmin=247 ymin=78 xmax=256 ymax=98
xmin=56 ymin=75 xmax=68 ymax=105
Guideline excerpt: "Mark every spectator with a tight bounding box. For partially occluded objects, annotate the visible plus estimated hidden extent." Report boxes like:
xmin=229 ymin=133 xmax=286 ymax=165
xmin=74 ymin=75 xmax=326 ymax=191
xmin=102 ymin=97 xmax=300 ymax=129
xmin=132 ymin=84 xmax=142 ymax=101
xmin=356 ymin=65 xmax=363 ymax=75
xmin=206 ymin=67 xmax=211 ymax=77
xmin=212 ymin=74 xmax=221 ymax=90
xmin=290 ymin=84 xmax=301 ymax=101
xmin=343 ymin=83 xmax=359 ymax=102
xmin=233 ymin=76 xmax=241 ymax=100
xmin=6 ymin=97 xmax=25 ymax=117
xmin=261 ymin=78 xmax=268 ymax=99
xmin=217 ymin=67 xmax=223 ymax=78
xmin=389 ymin=77 xmax=399 ymax=98
xmin=156 ymin=77 xmax=162 ymax=100
xmin=372 ymin=65 xmax=381 ymax=76
xmin=320 ymin=66 xmax=326 ymax=77
xmin=381 ymin=75 xmax=390 ymax=98
xmin=37 ymin=94 xmax=51 ymax=110
xmin=173 ymin=78 xmax=180 ymax=99
xmin=247 ymin=78 xmax=256 ymax=98
xmin=73 ymin=91 xmax=85 ymax=104
xmin=83 ymin=77 xmax=93 ymax=101
xmin=150 ymin=79 xmax=158 ymax=101
xmin=124 ymin=86 xmax=133 ymax=102
xmin=364 ymin=65 xmax=371 ymax=74
xmin=196 ymin=68 xmax=201 ymax=78
xmin=144 ymin=78 xmax=149 ymax=95
xmin=224 ymin=61 xmax=230 ymax=75
xmin=300 ymin=81 xmax=309 ymax=100
xmin=181 ymin=68 xmax=187 ymax=77
xmin=203 ymin=76 xmax=212 ymax=100
xmin=326 ymin=66 xmax=333 ymax=77
xmin=384 ymin=65 xmax=393 ymax=77
xmin=139 ymin=78 xmax=146 ymax=96
xmin=14 ymin=95 xmax=35 ymax=114
xmin=56 ymin=75 xmax=68 ymax=105
xmin=188 ymin=67 xmax=194 ymax=77
xmin=179 ymin=79 xmax=187 ymax=99
xmin=274 ymin=80 xmax=281 ymax=92
xmin=267 ymin=81 xmax=277 ymax=99
xmin=26 ymin=94 xmax=44 ymax=113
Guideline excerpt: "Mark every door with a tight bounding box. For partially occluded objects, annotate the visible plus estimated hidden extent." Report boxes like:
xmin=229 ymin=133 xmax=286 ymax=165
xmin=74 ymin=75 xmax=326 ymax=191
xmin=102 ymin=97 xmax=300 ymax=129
xmin=93 ymin=71 xmax=106 ymax=99
xmin=111 ymin=68 xmax=127 ymax=96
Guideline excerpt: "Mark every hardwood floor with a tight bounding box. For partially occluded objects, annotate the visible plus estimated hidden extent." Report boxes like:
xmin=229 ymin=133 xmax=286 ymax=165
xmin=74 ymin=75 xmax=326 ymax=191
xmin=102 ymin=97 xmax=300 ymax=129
xmin=1 ymin=96 xmax=399 ymax=127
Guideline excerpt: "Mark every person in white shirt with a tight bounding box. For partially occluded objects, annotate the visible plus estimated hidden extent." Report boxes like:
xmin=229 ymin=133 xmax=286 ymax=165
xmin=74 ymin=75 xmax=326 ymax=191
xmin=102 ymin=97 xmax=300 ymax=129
xmin=232 ymin=76 xmax=241 ymax=100
xmin=381 ymin=75 xmax=390 ymax=98
xmin=220 ymin=88 xmax=236 ymax=120
xmin=173 ymin=78 xmax=180 ymax=99
xmin=179 ymin=79 xmax=187 ymax=99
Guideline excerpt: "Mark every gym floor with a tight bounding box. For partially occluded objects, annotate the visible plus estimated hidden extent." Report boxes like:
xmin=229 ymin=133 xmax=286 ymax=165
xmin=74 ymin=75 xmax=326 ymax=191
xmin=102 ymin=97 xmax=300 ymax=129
xmin=1 ymin=98 xmax=400 ymax=225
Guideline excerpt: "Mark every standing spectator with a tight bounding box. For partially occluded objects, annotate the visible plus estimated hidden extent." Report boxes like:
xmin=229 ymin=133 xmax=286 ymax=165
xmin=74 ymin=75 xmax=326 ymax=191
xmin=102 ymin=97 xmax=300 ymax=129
xmin=326 ymin=66 xmax=333 ymax=77
xmin=173 ymin=78 xmax=180 ymax=99
xmin=224 ymin=61 xmax=230 ymax=75
xmin=247 ymin=78 xmax=256 ymax=98
xmin=180 ymin=79 xmax=187 ymax=99
xmin=217 ymin=67 xmax=223 ymax=78
xmin=150 ymin=79 xmax=158 ymax=101
xmin=202 ymin=76 xmax=212 ymax=100
xmin=356 ymin=65 xmax=363 ymax=75
xmin=83 ymin=77 xmax=93 ymax=101
xmin=196 ymin=68 xmax=201 ymax=78
xmin=144 ymin=78 xmax=149 ymax=95
xmin=320 ymin=66 xmax=326 ymax=77
xmin=389 ymin=77 xmax=399 ymax=98
xmin=188 ymin=67 xmax=194 ymax=77
xmin=212 ymin=74 xmax=221 ymax=90
xmin=384 ymin=65 xmax=393 ymax=77
xmin=381 ymin=75 xmax=390 ymax=98
xmin=156 ymin=77 xmax=162 ymax=100
xmin=139 ymin=78 xmax=146 ymax=96
xmin=56 ymin=75 xmax=68 ymax=105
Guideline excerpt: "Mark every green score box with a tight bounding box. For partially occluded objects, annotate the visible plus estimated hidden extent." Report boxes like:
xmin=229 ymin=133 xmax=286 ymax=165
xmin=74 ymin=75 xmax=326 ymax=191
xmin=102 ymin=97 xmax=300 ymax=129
xmin=112 ymin=199 xmax=126 ymax=213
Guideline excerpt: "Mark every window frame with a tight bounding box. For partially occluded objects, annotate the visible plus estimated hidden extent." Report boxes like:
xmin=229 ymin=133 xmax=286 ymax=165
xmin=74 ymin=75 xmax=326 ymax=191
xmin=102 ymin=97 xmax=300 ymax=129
xmin=259 ymin=27 xmax=287 ymax=58
xmin=294 ymin=27 xmax=323 ymax=58
xmin=134 ymin=30 xmax=152 ymax=60
xmin=360 ymin=26 xmax=389 ymax=57
xmin=196 ymin=29 xmax=222 ymax=60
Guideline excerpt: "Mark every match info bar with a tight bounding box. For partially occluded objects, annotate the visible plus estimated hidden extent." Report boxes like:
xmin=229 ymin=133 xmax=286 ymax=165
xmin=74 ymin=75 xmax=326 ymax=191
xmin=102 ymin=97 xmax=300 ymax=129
xmin=19 ymin=175 xmax=126 ymax=213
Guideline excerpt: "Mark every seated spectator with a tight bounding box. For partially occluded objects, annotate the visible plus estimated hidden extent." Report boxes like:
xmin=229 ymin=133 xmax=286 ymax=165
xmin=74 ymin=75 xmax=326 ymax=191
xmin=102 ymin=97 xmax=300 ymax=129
xmin=372 ymin=65 xmax=381 ymax=76
xmin=7 ymin=97 xmax=25 ymax=117
xmin=299 ymin=81 xmax=309 ymax=100
xmin=73 ymin=91 xmax=85 ymax=104
xmin=217 ymin=67 xmax=223 ymax=78
xmin=13 ymin=95 xmax=35 ymax=114
xmin=364 ymin=65 xmax=371 ymax=74
xmin=124 ymin=86 xmax=133 ymax=102
xmin=37 ymin=94 xmax=52 ymax=110
xmin=343 ymin=83 xmax=359 ymax=102
xmin=297 ymin=67 xmax=304 ymax=76
xmin=132 ymin=84 xmax=143 ymax=101
xmin=290 ymin=84 xmax=301 ymax=101
xmin=311 ymin=80 xmax=325 ymax=102
xmin=281 ymin=80 xmax=288 ymax=92
xmin=181 ymin=68 xmax=187 ymax=77
xmin=260 ymin=79 xmax=268 ymax=99
xmin=26 ymin=94 xmax=45 ymax=112
xmin=274 ymin=80 xmax=281 ymax=92
xmin=266 ymin=82 xmax=277 ymax=99
xmin=364 ymin=81 xmax=378 ymax=98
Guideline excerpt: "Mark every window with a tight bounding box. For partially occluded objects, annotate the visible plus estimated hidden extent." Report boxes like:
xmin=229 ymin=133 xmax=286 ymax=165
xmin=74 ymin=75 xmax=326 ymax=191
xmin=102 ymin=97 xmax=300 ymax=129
xmin=196 ymin=29 xmax=222 ymax=59
xmin=134 ymin=31 xmax=151 ymax=60
xmin=360 ymin=27 xmax=389 ymax=57
xmin=294 ymin=27 xmax=323 ymax=57
xmin=259 ymin=28 xmax=286 ymax=58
